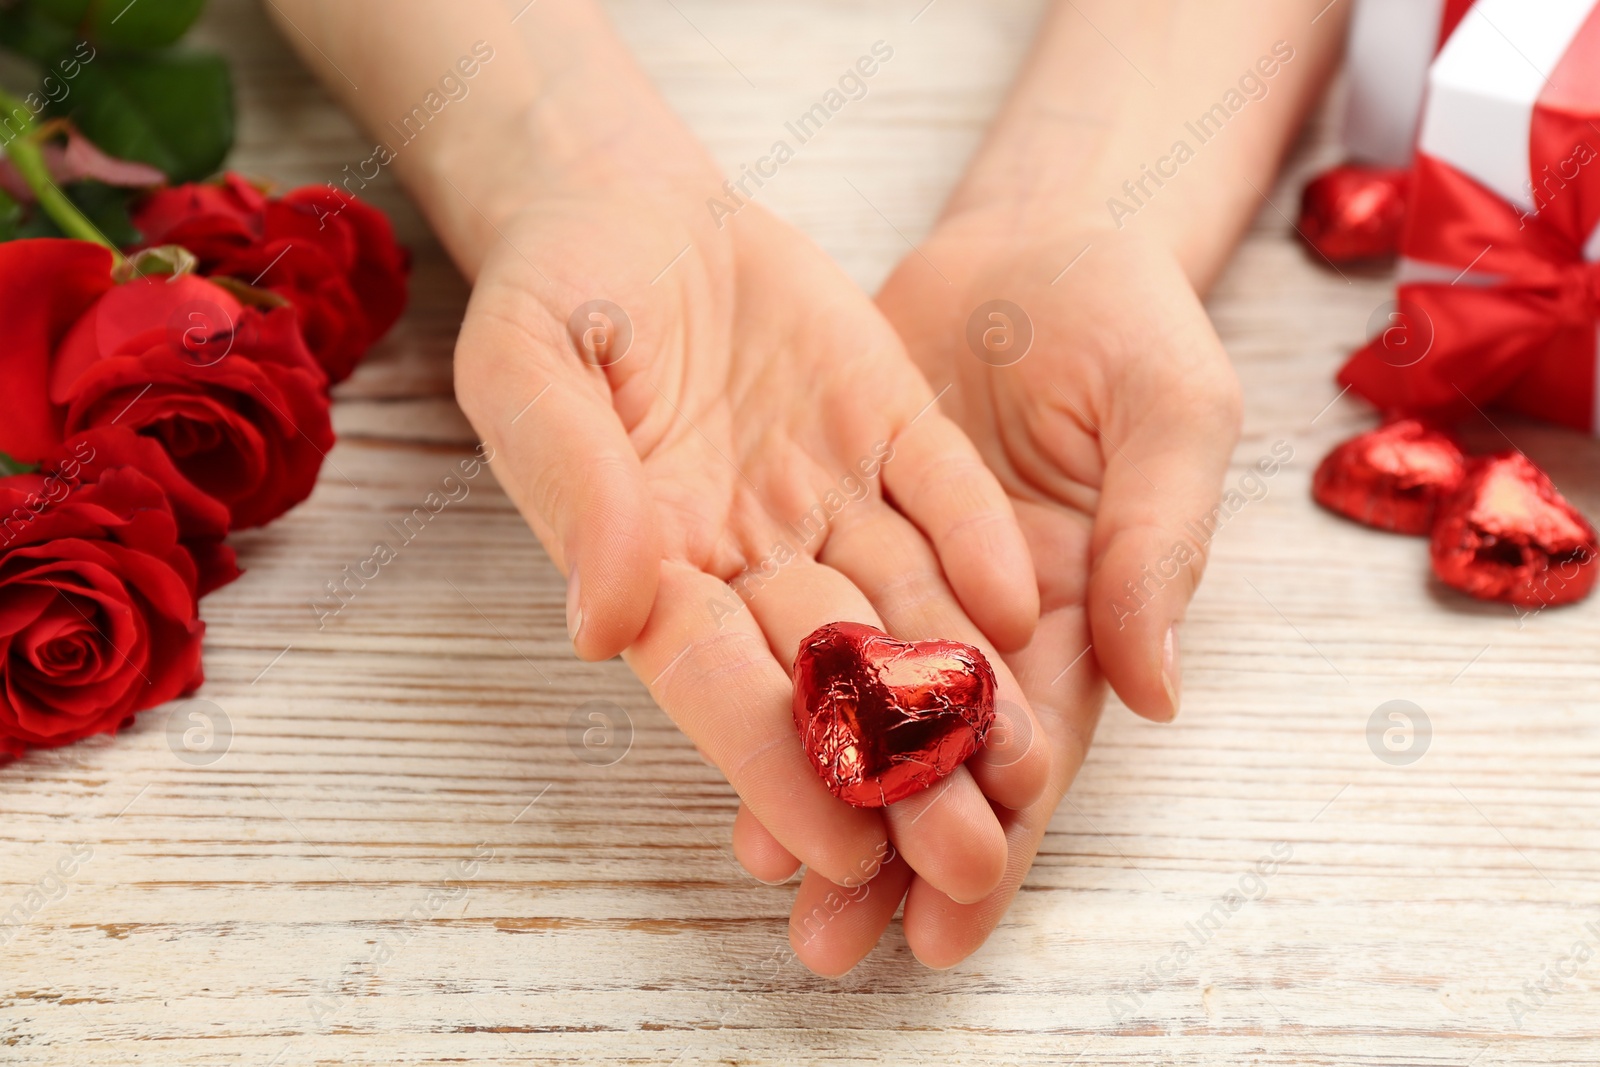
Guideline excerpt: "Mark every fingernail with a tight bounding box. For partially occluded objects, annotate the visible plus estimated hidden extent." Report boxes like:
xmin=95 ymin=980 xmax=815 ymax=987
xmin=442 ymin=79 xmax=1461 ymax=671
xmin=566 ymin=569 xmax=584 ymax=648
xmin=1160 ymin=625 xmax=1181 ymax=721
xmin=751 ymin=868 xmax=796 ymax=886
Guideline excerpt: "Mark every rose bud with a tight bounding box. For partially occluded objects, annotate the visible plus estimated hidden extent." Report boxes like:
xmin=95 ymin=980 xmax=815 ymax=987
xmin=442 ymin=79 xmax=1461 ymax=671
xmin=0 ymin=239 xmax=335 ymax=531
xmin=133 ymin=173 xmax=410 ymax=383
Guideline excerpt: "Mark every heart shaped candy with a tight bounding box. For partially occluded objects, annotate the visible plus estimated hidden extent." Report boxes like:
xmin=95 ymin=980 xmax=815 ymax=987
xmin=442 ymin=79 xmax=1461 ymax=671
xmin=1313 ymin=418 xmax=1468 ymax=535
xmin=1297 ymin=164 xmax=1411 ymax=263
xmin=1430 ymin=452 xmax=1598 ymax=606
xmin=792 ymin=622 xmax=996 ymax=808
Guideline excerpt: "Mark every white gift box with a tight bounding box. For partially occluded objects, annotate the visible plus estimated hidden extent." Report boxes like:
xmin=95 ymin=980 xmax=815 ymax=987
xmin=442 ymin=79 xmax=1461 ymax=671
xmin=1343 ymin=0 xmax=1453 ymax=165
xmin=1356 ymin=0 xmax=1600 ymax=435
xmin=1419 ymin=0 xmax=1600 ymax=252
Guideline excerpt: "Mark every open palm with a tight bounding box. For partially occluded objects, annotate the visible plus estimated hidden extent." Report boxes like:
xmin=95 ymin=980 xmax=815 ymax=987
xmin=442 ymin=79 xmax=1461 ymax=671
xmin=454 ymin=182 xmax=1053 ymax=905
xmin=737 ymin=216 xmax=1242 ymax=973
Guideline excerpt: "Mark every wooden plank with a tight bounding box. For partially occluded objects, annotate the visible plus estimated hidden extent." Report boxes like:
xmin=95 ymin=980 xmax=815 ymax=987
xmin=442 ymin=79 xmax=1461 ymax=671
xmin=4 ymin=1 xmax=1599 ymax=1064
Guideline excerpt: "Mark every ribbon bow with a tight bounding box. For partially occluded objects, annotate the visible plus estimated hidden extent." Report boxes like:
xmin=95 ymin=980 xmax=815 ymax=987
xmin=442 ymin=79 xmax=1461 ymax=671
xmin=1339 ymin=8 xmax=1600 ymax=433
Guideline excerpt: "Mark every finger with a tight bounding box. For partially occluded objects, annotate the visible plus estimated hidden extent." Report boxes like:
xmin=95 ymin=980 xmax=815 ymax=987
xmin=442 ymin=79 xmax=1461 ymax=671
xmin=454 ymin=293 xmax=658 ymax=661
xmin=884 ymin=767 xmax=1006 ymax=904
xmin=736 ymin=555 xmax=885 ymax=673
xmin=732 ymin=802 xmax=801 ymax=884
xmin=881 ymin=411 xmax=1039 ymax=652
xmin=737 ymin=767 xmax=1005 ymax=907
xmin=903 ymin=606 xmax=1104 ymax=969
xmin=1083 ymin=300 xmax=1242 ymax=722
xmin=739 ymin=556 xmax=1006 ymax=903
xmin=789 ymin=851 xmax=912 ymax=978
xmin=622 ymin=562 xmax=887 ymax=888
xmin=822 ymin=501 xmax=1050 ymax=810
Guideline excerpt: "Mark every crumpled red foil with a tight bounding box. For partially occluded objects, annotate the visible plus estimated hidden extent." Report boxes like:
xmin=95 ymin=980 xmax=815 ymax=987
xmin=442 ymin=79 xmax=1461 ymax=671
xmin=1430 ymin=452 xmax=1598 ymax=606
xmin=1297 ymin=164 xmax=1411 ymax=263
xmin=1313 ymin=419 xmax=1468 ymax=535
xmin=792 ymin=622 xmax=996 ymax=808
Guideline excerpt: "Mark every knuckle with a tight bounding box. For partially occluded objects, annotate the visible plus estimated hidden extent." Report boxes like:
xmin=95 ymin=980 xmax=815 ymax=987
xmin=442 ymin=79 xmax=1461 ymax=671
xmin=910 ymin=455 xmax=993 ymax=514
xmin=872 ymin=566 xmax=952 ymax=627
xmin=658 ymin=629 xmax=773 ymax=710
xmin=936 ymin=507 xmax=1010 ymax=553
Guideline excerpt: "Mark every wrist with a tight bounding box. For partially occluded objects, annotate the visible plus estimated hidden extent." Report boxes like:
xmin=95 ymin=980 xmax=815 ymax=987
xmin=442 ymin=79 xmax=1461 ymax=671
xmin=940 ymin=147 xmax=1256 ymax=293
xmin=359 ymin=0 xmax=722 ymax=279
xmin=933 ymin=0 xmax=1344 ymax=293
xmin=410 ymin=85 xmax=719 ymax=278
xmin=927 ymin=192 xmax=1124 ymax=266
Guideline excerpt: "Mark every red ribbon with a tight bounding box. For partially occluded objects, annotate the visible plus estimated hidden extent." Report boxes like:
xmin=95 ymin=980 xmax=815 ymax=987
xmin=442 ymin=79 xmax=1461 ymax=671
xmin=1339 ymin=6 xmax=1600 ymax=433
xmin=1438 ymin=0 xmax=1476 ymax=47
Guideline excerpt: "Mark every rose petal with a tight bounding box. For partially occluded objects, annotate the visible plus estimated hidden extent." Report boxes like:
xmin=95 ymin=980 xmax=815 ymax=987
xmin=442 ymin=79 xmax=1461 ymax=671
xmin=51 ymin=274 xmax=246 ymax=401
xmin=0 ymin=240 xmax=115 ymax=462
xmin=0 ymin=584 xmax=56 ymax=637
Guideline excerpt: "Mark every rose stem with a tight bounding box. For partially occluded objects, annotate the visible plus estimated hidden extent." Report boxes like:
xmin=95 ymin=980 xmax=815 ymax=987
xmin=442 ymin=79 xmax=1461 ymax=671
xmin=0 ymin=90 xmax=126 ymax=262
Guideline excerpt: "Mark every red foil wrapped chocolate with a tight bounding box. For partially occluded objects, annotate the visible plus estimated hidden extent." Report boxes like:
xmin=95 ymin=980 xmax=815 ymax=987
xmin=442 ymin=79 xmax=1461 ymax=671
xmin=1430 ymin=452 xmax=1598 ymax=606
xmin=793 ymin=622 xmax=996 ymax=808
xmin=1313 ymin=419 xmax=1468 ymax=535
xmin=1297 ymin=164 xmax=1411 ymax=263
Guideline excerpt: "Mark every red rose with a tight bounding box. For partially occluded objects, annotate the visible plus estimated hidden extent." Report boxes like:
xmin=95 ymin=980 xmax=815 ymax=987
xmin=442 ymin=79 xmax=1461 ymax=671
xmin=0 ymin=240 xmax=116 ymax=462
xmin=129 ymin=172 xmax=265 ymax=261
xmin=0 ymin=450 xmax=207 ymax=758
xmin=133 ymin=173 xmax=410 ymax=383
xmin=0 ymin=239 xmax=335 ymax=530
xmin=50 ymin=427 xmax=242 ymax=597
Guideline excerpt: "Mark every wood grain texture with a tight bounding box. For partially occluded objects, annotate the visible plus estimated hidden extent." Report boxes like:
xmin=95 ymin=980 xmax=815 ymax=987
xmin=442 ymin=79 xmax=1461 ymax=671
xmin=5 ymin=1 xmax=1600 ymax=1064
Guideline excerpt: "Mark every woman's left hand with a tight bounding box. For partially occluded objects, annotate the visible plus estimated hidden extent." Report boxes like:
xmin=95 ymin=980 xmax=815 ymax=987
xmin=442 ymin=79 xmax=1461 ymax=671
xmin=734 ymin=211 xmax=1243 ymax=974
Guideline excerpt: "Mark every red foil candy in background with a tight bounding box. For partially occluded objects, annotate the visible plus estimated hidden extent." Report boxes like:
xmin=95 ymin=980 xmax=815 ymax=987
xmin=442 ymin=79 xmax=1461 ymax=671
xmin=1297 ymin=164 xmax=1411 ymax=263
xmin=1430 ymin=452 xmax=1598 ymax=607
xmin=793 ymin=622 xmax=996 ymax=808
xmin=1313 ymin=419 xmax=1468 ymax=535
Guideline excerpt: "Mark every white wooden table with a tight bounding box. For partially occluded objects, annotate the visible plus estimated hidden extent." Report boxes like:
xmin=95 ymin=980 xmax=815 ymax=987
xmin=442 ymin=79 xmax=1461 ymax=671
xmin=5 ymin=2 xmax=1600 ymax=1064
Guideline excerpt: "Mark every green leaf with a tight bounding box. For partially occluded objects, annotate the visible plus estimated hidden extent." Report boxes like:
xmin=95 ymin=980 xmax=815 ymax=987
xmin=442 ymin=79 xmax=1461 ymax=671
xmin=88 ymin=0 xmax=208 ymax=51
xmin=12 ymin=180 xmax=142 ymax=246
xmin=0 ymin=452 xmax=39 ymax=477
xmin=32 ymin=0 xmax=95 ymax=28
xmin=0 ymin=5 xmax=78 ymax=63
xmin=69 ymin=179 xmax=143 ymax=245
xmin=49 ymin=50 xmax=233 ymax=182
xmin=29 ymin=0 xmax=206 ymax=50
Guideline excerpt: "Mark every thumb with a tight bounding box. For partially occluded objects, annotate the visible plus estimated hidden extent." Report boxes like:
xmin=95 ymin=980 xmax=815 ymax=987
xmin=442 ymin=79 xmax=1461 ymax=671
xmin=454 ymin=294 xmax=659 ymax=661
xmin=1084 ymin=323 xmax=1241 ymax=721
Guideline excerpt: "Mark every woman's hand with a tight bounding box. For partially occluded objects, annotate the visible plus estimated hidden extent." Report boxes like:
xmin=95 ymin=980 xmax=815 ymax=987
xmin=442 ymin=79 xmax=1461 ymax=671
xmin=730 ymin=0 xmax=1350 ymax=971
xmin=267 ymin=0 xmax=1055 ymax=934
xmin=734 ymin=214 xmax=1241 ymax=974
xmin=265 ymin=0 xmax=1341 ymax=977
xmin=884 ymin=216 xmax=1243 ymax=720
xmin=454 ymin=170 xmax=1053 ymax=903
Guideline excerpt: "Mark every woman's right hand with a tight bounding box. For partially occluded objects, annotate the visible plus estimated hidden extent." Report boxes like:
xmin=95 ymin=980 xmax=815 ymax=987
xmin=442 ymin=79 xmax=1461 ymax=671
xmin=453 ymin=164 xmax=1052 ymax=906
